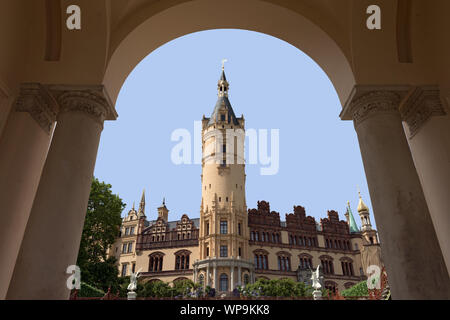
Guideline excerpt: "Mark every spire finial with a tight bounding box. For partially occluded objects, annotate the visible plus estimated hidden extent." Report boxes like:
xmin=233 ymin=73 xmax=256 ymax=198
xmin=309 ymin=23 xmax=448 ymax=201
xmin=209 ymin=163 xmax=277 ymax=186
xmin=132 ymin=201 xmax=135 ymax=210
xmin=163 ymin=197 xmax=165 ymax=205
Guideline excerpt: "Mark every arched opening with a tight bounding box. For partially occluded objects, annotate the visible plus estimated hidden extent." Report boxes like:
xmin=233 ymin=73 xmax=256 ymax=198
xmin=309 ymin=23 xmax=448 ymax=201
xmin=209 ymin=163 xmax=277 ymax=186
xmin=2 ymin=0 xmax=448 ymax=301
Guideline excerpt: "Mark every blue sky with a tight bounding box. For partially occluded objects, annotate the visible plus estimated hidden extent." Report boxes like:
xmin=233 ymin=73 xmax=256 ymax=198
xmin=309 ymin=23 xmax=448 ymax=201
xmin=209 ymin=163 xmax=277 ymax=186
xmin=94 ymin=29 xmax=376 ymax=229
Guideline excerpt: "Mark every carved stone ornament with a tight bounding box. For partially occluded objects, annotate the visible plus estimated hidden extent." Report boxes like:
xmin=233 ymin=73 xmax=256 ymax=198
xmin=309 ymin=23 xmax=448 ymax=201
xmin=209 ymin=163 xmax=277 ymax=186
xmin=400 ymin=86 xmax=447 ymax=138
xmin=47 ymin=84 xmax=117 ymax=126
xmin=55 ymin=90 xmax=109 ymax=125
xmin=14 ymin=83 xmax=58 ymax=134
xmin=350 ymin=91 xmax=401 ymax=128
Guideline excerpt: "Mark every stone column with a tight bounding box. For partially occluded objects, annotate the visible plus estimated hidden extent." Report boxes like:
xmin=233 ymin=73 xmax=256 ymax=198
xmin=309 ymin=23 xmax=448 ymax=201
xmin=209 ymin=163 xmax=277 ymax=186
xmin=230 ymin=265 xmax=235 ymax=291
xmin=340 ymin=86 xmax=450 ymax=299
xmin=400 ymin=86 xmax=450 ymax=275
xmin=237 ymin=266 xmax=242 ymax=287
xmin=0 ymin=83 xmax=57 ymax=299
xmin=193 ymin=265 xmax=198 ymax=283
xmin=206 ymin=265 xmax=210 ymax=286
xmin=6 ymin=85 xmax=117 ymax=300
xmin=214 ymin=265 xmax=218 ymax=290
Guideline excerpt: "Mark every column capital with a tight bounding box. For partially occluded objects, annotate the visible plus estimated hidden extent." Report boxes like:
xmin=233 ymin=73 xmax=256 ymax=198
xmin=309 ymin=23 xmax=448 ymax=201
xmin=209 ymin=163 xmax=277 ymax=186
xmin=340 ymin=85 xmax=410 ymax=127
xmin=48 ymin=85 xmax=117 ymax=125
xmin=13 ymin=83 xmax=59 ymax=134
xmin=400 ymin=86 xmax=447 ymax=138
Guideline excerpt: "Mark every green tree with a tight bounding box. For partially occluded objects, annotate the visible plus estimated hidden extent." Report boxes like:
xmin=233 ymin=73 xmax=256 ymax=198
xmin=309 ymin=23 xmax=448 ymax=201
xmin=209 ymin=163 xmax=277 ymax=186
xmin=76 ymin=177 xmax=125 ymax=292
xmin=341 ymin=281 xmax=369 ymax=297
xmin=243 ymin=278 xmax=314 ymax=298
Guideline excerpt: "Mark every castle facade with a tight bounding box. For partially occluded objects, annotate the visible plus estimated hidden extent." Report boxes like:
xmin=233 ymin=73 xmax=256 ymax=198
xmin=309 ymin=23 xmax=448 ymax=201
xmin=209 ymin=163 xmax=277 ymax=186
xmin=108 ymin=68 xmax=383 ymax=294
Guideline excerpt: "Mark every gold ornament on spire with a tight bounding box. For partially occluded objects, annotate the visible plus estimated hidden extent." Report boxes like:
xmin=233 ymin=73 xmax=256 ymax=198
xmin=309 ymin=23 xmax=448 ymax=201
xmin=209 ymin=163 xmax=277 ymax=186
xmin=357 ymin=189 xmax=369 ymax=212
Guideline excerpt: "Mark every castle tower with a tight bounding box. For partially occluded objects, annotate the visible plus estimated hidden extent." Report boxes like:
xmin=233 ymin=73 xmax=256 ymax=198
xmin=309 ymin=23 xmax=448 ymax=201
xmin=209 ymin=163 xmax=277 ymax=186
xmin=357 ymin=192 xmax=378 ymax=244
xmin=193 ymin=62 xmax=254 ymax=292
xmin=157 ymin=198 xmax=169 ymax=222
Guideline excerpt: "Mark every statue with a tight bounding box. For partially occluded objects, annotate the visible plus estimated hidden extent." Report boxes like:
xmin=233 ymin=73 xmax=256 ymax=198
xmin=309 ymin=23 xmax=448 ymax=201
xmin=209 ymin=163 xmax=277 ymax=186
xmin=311 ymin=265 xmax=322 ymax=290
xmin=311 ymin=265 xmax=323 ymax=300
xmin=127 ymin=268 xmax=142 ymax=292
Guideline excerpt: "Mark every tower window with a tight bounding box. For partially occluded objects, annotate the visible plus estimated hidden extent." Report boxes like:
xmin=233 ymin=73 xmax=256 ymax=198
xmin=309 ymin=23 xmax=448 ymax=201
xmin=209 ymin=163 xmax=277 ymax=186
xmin=238 ymin=247 xmax=242 ymax=257
xmin=219 ymin=274 xmax=228 ymax=291
xmin=219 ymin=197 xmax=221 ymax=202
xmin=220 ymin=221 xmax=228 ymax=234
xmin=238 ymin=223 xmax=241 ymax=235
xmin=223 ymin=144 xmax=226 ymax=152
xmin=226 ymin=197 xmax=228 ymax=202
xmin=220 ymin=245 xmax=228 ymax=257
xmin=221 ymin=114 xmax=225 ymax=121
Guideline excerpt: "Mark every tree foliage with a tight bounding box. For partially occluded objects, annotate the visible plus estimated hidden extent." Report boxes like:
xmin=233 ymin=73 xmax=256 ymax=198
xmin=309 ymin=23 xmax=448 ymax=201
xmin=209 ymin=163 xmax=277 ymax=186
xmin=341 ymin=281 xmax=368 ymax=297
xmin=240 ymin=278 xmax=314 ymax=298
xmin=136 ymin=279 xmax=200 ymax=298
xmin=76 ymin=177 xmax=125 ymax=292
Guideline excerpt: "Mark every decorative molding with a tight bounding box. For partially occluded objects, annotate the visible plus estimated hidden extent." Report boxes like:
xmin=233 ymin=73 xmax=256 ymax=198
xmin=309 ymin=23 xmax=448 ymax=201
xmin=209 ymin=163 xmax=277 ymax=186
xmin=350 ymin=91 xmax=401 ymax=128
xmin=340 ymin=85 xmax=410 ymax=128
xmin=47 ymin=85 xmax=118 ymax=125
xmin=400 ymin=86 xmax=447 ymax=138
xmin=13 ymin=83 xmax=58 ymax=134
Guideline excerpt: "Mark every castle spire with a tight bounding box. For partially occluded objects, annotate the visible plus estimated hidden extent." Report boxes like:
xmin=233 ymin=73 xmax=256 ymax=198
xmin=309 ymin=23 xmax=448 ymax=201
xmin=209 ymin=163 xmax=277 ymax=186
xmin=138 ymin=189 xmax=146 ymax=217
xmin=357 ymin=191 xmax=372 ymax=231
xmin=347 ymin=201 xmax=359 ymax=233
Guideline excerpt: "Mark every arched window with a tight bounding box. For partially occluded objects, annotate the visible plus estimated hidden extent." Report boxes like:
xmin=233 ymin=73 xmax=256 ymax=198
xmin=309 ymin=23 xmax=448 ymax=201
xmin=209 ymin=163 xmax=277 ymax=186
xmin=277 ymin=252 xmax=291 ymax=271
xmin=175 ymin=250 xmax=191 ymax=270
xmin=148 ymin=252 xmax=164 ymax=272
xmin=244 ymin=274 xmax=250 ymax=285
xmin=299 ymin=253 xmax=313 ymax=269
xmin=325 ymin=281 xmax=338 ymax=294
xmin=198 ymin=274 xmax=205 ymax=287
xmin=340 ymin=257 xmax=354 ymax=276
xmin=250 ymin=231 xmax=255 ymax=241
xmin=253 ymin=250 xmax=269 ymax=270
xmin=320 ymin=255 xmax=334 ymax=275
xmin=219 ymin=274 xmax=228 ymax=291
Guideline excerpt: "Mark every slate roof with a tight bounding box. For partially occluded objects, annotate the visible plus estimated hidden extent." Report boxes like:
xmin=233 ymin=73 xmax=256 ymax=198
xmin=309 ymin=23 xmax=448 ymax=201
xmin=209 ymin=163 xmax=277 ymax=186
xmin=208 ymin=96 xmax=240 ymax=126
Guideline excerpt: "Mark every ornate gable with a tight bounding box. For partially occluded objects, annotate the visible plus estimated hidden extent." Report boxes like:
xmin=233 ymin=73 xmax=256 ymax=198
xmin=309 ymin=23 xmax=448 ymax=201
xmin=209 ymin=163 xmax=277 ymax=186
xmin=320 ymin=210 xmax=349 ymax=235
xmin=285 ymin=205 xmax=317 ymax=232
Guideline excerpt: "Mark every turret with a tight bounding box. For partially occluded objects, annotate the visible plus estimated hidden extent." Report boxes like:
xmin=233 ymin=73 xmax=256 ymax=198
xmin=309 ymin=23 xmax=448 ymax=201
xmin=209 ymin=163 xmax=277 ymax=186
xmin=138 ymin=189 xmax=146 ymax=218
xmin=357 ymin=192 xmax=379 ymax=245
xmin=157 ymin=198 xmax=169 ymax=222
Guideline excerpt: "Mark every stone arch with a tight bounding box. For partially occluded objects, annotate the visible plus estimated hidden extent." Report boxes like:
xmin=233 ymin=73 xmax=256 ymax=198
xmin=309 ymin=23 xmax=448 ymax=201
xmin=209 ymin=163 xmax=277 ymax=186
xmin=173 ymin=277 xmax=190 ymax=283
xmin=103 ymin=0 xmax=355 ymax=107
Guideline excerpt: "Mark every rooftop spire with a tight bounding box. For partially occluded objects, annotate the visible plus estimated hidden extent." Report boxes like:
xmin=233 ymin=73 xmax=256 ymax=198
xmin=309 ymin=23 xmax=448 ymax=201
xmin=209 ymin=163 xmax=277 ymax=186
xmin=357 ymin=190 xmax=369 ymax=213
xmin=347 ymin=201 xmax=359 ymax=233
xmin=218 ymin=59 xmax=229 ymax=97
xmin=138 ymin=189 xmax=145 ymax=216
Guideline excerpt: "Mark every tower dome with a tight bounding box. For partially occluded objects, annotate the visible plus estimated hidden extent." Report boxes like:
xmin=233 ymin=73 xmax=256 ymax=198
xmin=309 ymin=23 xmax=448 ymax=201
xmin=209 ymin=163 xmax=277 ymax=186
xmin=357 ymin=192 xmax=369 ymax=213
